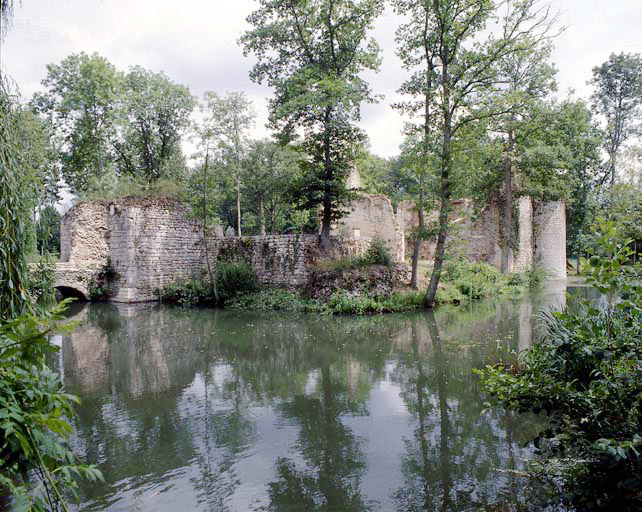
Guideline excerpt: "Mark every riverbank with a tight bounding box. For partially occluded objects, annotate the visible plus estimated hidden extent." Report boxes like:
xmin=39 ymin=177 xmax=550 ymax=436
xmin=159 ymin=258 xmax=547 ymax=315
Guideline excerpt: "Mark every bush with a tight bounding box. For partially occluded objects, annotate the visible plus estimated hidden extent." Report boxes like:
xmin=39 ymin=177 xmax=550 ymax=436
xmin=160 ymin=260 xmax=257 ymax=306
xmin=323 ymin=290 xmax=425 ymax=315
xmin=0 ymin=302 xmax=102 ymax=509
xmin=439 ymin=258 xmax=525 ymax=303
xmin=215 ymin=260 xmax=258 ymax=302
xmin=478 ymin=221 xmax=642 ymax=511
xmin=362 ymin=236 xmax=392 ymax=267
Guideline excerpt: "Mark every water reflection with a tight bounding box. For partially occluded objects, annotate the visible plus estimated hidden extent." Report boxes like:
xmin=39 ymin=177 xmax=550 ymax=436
xmin=59 ymin=287 xmax=570 ymax=511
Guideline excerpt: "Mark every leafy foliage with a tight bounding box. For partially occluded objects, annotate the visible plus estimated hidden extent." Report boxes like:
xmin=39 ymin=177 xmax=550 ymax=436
xmin=240 ymin=0 xmax=384 ymax=245
xmin=590 ymin=52 xmax=642 ymax=188
xmin=0 ymin=303 xmax=103 ymax=510
xmin=479 ymin=220 xmax=642 ymax=510
xmin=436 ymin=258 xmax=532 ymax=304
xmin=160 ymin=260 xmax=257 ymax=306
xmin=1 ymin=79 xmax=31 ymax=318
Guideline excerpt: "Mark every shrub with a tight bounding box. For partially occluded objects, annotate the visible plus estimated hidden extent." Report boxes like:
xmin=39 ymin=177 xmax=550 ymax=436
xmin=215 ymin=260 xmax=258 ymax=302
xmin=478 ymin=221 xmax=642 ymax=510
xmin=363 ymin=236 xmax=392 ymax=267
xmin=0 ymin=302 xmax=102 ymax=509
xmin=440 ymin=258 xmax=525 ymax=302
xmin=159 ymin=278 xmax=211 ymax=306
xmin=323 ymin=290 xmax=425 ymax=315
xmin=160 ymin=260 xmax=257 ymax=306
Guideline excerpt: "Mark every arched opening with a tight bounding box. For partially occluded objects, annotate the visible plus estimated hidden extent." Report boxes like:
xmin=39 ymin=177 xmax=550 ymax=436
xmin=55 ymin=286 xmax=88 ymax=302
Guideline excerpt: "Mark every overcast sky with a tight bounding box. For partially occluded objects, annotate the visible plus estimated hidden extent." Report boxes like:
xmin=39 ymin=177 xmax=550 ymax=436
xmin=2 ymin=0 xmax=641 ymax=157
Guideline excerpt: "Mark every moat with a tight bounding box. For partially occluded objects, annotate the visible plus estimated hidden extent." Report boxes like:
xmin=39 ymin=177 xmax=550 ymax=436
xmin=52 ymin=284 xmax=584 ymax=511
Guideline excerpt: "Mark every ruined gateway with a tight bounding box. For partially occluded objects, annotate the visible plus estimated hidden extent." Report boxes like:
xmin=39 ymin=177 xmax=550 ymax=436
xmin=54 ymin=183 xmax=566 ymax=302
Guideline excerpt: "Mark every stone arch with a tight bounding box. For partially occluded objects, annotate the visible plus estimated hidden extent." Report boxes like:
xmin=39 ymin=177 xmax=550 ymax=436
xmin=55 ymin=286 xmax=88 ymax=301
xmin=52 ymin=263 xmax=96 ymax=302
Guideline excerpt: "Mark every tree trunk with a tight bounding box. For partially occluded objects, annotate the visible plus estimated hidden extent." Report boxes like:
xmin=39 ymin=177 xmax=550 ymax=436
xmin=500 ymin=127 xmax=514 ymax=274
xmin=411 ymin=175 xmax=426 ymax=290
xmin=320 ymin=195 xmax=333 ymax=253
xmin=258 ymin=191 xmax=266 ymax=236
xmin=426 ymin=88 xmax=451 ymax=308
xmin=320 ymin=108 xmax=334 ymax=253
xmin=236 ymin=172 xmax=242 ymax=238
xmin=202 ymin=150 xmax=217 ymax=301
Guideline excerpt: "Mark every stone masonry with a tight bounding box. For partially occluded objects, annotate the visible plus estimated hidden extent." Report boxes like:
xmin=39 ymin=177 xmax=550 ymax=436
xmin=56 ymin=187 xmax=567 ymax=302
xmin=58 ymin=197 xmax=359 ymax=302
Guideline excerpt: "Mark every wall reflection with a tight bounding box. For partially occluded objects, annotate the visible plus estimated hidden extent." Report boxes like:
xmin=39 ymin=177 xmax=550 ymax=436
xmin=61 ymin=286 xmax=574 ymax=511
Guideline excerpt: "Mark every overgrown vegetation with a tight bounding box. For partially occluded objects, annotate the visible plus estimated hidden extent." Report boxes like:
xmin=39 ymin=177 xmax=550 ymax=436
xmin=478 ymin=221 xmax=642 ymax=511
xmin=0 ymin=303 xmax=103 ymax=510
xmin=160 ymin=260 xmax=257 ymax=306
xmin=435 ymin=258 xmax=545 ymax=305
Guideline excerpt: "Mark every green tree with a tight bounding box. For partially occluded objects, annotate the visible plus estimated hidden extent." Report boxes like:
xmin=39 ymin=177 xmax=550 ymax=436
xmin=519 ymin=99 xmax=602 ymax=271
xmin=491 ymin=41 xmax=557 ymax=273
xmin=199 ymin=91 xmax=255 ymax=237
xmin=31 ymin=52 xmax=122 ymax=195
xmin=240 ymin=0 xmax=383 ymax=250
xmin=1 ymin=80 xmax=31 ymax=317
xmin=392 ymin=0 xmax=442 ymax=288
xmin=116 ymin=66 xmax=195 ymax=183
xmin=399 ymin=0 xmax=558 ymax=307
xmin=590 ymin=52 xmax=642 ymax=191
xmin=242 ymin=139 xmax=302 ymax=235
xmin=36 ymin=206 xmax=61 ymax=255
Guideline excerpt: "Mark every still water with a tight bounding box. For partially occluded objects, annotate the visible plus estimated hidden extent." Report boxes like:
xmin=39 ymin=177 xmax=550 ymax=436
xmin=52 ymin=283 xmax=575 ymax=511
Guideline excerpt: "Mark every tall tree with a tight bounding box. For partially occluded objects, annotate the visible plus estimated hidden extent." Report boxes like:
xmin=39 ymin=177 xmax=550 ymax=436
xmin=400 ymin=0 xmax=557 ymax=307
xmin=116 ymin=66 xmax=195 ymax=183
xmin=392 ymin=0 xmax=440 ymax=288
xmin=590 ymin=52 xmax=642 ymax=191
xmin=241 ymin=139 xmax=302 ymax=235
xmin=492 ymin=40 xmax=557 ymax=272
xmin=240 ymin=0 xmax=383 ymax=250
xmin=31 ymin=52 xmax=122 ymax=195
xmin=199 ymin=91 xmax=255 ymax=238
xmin=518 ymin=98 xmax=601 ymax=271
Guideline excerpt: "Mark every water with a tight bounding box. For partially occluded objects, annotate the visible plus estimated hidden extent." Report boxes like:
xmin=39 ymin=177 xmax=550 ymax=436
xmin=55 ymin=283 xmax=572 ymax=511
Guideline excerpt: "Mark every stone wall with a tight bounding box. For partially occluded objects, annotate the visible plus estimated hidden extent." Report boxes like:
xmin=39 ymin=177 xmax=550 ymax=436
xmin=396 ymin=195 xmax=566 ymax=279
xmin=106 ymin=197 xmax=204 ymax=302
xmin=533 ymin=200 xmax=566 ymax=280
xmin=513 ymin=196 xmax=534 ymax=272
xmin=60 ymin=201 xmax=109 ymax=267
xmin=205 ymin=235 xmax=319 ymax=289
xmin=57 ymin=193 xmax=566 ymax=302
xmin=331 ymin=194 xmax=405 ymax=262
xmin=59 ymin=198 xmax=384 ymax=302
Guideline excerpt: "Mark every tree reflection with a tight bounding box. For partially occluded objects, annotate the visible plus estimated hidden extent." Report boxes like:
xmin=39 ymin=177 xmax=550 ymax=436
xmin=267 ymin=366 xmax=372 ymax=511
xmin=392 ymin=311 xmax=539 ymax=511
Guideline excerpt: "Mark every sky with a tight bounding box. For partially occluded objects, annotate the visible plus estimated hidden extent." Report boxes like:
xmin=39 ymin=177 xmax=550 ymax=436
xmin=1 ymin=0 xmax=641 ymax=158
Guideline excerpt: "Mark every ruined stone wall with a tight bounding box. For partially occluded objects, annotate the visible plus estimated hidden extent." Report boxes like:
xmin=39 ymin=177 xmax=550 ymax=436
xmin=332 ymin=194 xmax=404 ymax=262
xmin=107 ymin=197 xmax=204 ymax=302
xmin=533 ymin=200 xmax=566 ymax=280
xmin=205 ymin=235 xmax=319 ymax=289
xmin=60 ymin=201 xmax=109 ymax=267
xmin=450 ymin=199 xmax=503 ymax=268
xmin=514 ymin=196 xmax=534 ymax=272
xmin=396 ymin=200 xmax=435 ymax=260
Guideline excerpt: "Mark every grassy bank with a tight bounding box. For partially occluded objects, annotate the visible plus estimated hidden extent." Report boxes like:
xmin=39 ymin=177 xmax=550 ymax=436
xmin=160 ymin=257 xmax=545 ymax=315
